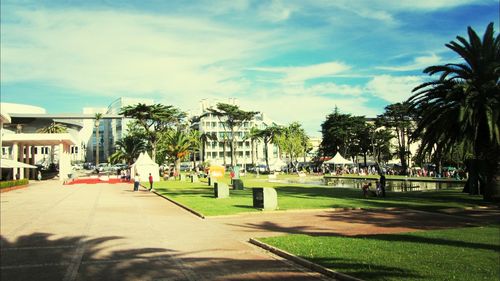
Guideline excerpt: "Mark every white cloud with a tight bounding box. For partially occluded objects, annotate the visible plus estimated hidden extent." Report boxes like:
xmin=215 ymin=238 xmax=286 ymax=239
xmin=0 ymin=9 xmax=284 ymax=99
xmin=249 ymin=61 xmax=350 ymax=83
xmin=366 ymin=75 xmax=423 ymax=103
xmin=258 ymin=0 xmax=295 ymax=22
xmin=239 ymin=94 xmax=378 ymax=136
xmin=377 ymin=53 xmax=442 ymax=71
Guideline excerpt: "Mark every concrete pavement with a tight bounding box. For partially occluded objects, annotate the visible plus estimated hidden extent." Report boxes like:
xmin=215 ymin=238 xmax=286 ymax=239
xmin=1 ymin=181 xmax=331 ymax=281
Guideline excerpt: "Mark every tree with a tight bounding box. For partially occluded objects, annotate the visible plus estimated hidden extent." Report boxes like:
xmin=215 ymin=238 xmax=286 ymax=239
xmin=188 ymin=129 xmax=201 ymax=170
xmin=109 ymin=134 xmax=146 ymax=165
xmin=372 ymin=129 xmax=394 ymax=164
xmin=94 ymin=113 xmax=103 ymax=166
xmin=159 ymin=129 xmax=191 ymax=175
xmin=243 ymin=126 xmax=261 ymax=167
xmin=206 ymin=103 xmax=259 ymax=167
xmin=376 ymin=103 xmax=414 ymax=175
xmin=408 ymin=22 xmax=499 ymax=201
xmin=320 ymin=107 xmax=365 ymax=160
xmin=120 ymin=103 xmax=185 ymax=163
xmin=276 ymin=122 xmax=310 ymax=172
xmin=36 ymin=122 xmax=68 ymax=133
xmin=199 ymin=131 xmax=217 ymax=163
xmin=256 ymin=123 xmax=284 ymax=172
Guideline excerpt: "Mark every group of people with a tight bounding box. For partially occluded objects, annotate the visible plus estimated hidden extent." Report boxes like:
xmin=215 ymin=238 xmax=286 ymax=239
xmin=132 ymin=172 xmax=154 ymax=192
xmin=362 ymin=174 xmax=386 ymax=198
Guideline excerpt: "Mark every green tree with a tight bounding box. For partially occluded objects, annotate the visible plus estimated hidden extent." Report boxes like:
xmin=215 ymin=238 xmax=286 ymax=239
xmin=376 ymin=102 xmax=414 ymax=174
xmin=159 ymin=129 xmax=191 ymax=175
xmin=320 ymin=107 xmax=365 ymax=160
xmin=373 ymin=129 xmax=394 ymax=164
xmin=256 ymin=123 xmax=284 ymax=172
xmin=120 ymin=103 xmax=185 ymax=163
xmin=36 ymin=122 xmax=68 ymax=133
xmin=243 ymin=126 xmax=261 ymax=167
xmin=276 ymin=122 xmax=310 ymax=172
xmin=207 ymin=103 xmax=259 ymax=167
xmin=109 ymin=134 xmax=146 ymax=165
xmin=408 ymin=23 xmax=500 ymax=201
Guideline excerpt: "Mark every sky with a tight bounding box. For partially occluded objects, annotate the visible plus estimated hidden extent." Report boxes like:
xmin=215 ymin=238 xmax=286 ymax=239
xmin=1 ymin=0 xmax=498 ymax=136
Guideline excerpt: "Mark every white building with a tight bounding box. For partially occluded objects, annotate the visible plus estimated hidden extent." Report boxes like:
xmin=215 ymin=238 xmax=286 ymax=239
xmin=196 ymin=98 xmax=281 ymax=168
xmin=0 ymin=103 xmax=80 ymax=181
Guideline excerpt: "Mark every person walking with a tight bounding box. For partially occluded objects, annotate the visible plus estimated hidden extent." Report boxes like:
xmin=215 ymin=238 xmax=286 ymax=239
xmin=134 ymin=173 xmax=140 ymax=192
xmin=379 ymin=173 xmax=386 ymax=197
xmin=148 ymin=173 xmax=153 ymax=192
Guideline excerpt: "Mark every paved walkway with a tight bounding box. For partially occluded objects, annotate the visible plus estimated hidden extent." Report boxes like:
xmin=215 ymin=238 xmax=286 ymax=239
xmin=2 ymin=181 xmax=497 ymax=281
xmin=1 ymin=181 xmax=331 ymax=281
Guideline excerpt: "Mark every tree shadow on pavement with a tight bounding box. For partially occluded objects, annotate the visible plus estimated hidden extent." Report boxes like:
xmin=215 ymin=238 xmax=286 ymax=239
xmin=1 ymin=232 xmax=330 ymax=281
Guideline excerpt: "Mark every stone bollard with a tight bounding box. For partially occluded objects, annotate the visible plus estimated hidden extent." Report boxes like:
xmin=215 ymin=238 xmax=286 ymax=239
xmin=232 ymin=179 xmax=244 ymax=190
xmin=179 ymin=174 xmax=185 ymax=181
xmin=191 ymin=174 xmax=199 ymax=183
xmin=214 ymin=182 xmax=229 ymax=198
xmin=252 ymin=187 xmax=278 ymax=210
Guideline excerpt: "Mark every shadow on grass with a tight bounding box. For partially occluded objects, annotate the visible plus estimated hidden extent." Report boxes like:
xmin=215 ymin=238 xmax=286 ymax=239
xmin=1 ymin=232 xmax=326 ymax=281
xmin=308 ymin=257 xmax=421 ymax=281
xmin=354 ymin=232 xmax=500 ymax=252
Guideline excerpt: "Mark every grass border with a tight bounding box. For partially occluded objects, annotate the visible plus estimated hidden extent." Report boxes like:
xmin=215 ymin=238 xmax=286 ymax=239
xmin=249 ymin=238 xmax=364 ymax=281
xmin=149 ymin=187 xmax=206 ymax=219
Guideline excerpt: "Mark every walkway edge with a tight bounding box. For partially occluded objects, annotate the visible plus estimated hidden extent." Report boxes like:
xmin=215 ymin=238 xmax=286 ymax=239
xmin=152 ymin=190 xmax=206 ymax=219
xmin=249 ymin=238 xmax=364 ymax=281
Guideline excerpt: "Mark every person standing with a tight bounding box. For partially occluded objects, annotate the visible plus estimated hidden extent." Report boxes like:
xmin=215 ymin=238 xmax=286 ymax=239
xmin=134 ymin=173 xmax=140 ymax=192
xmin=379 ymin=173 xmax=386 ymax=197
xmin=37 ymin=171 xmax=42 ymax=181
xmin=148 ymin=173 xmax=153 ymax=192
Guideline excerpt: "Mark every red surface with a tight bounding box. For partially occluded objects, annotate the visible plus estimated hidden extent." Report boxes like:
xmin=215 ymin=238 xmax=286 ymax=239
xmin=65 ymin=178 xmax=130 ymax=185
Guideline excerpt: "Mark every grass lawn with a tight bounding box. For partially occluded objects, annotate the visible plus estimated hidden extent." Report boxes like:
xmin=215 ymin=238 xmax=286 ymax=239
xmin=258 ymin=225 xmax=500 ymax=281
xmin=152 ymin=175 xmax=489 ymax=216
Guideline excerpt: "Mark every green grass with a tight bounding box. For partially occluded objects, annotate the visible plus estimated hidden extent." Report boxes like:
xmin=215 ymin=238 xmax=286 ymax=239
xmin=259 ymin=225 xmax=500 ymax=281
xmin=152 ymin=175 xmax=489 ymax=216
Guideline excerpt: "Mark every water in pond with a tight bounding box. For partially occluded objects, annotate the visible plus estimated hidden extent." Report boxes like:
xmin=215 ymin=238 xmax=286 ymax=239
xmin=269 ymin=177 xmax=464 ymax=192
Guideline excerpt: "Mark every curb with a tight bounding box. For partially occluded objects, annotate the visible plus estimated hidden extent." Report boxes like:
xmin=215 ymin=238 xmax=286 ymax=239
xmin=150 ymin=189 xmax=206 ymax=219
xmin=249 ymin=238 xmax=364 ymax=281
xmin=0 ymin=184 xmax=29 ymax=193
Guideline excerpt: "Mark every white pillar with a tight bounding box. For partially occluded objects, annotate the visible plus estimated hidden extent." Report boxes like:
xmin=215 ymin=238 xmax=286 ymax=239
xmin=59 ymin=142 xmax=72 ymax=182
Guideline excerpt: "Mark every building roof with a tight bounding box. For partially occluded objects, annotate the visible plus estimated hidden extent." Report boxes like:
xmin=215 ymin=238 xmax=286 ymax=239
xmin=2 ymin=133 xmax=78 ymax=146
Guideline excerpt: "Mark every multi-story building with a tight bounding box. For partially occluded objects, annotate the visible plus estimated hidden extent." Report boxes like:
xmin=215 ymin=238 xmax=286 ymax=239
xmin=195 ymin=98 xmax=281 ymax=168
xmin=83 ymin=97 xmax=154 ymax=163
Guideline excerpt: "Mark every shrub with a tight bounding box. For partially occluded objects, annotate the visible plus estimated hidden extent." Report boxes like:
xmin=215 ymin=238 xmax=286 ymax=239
xmin=0 ymin=179 xmax=29 ymax=189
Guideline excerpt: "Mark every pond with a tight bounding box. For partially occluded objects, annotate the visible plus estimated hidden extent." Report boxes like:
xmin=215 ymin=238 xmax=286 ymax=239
xmin=269 ymin=176 xmax=465 ymax=192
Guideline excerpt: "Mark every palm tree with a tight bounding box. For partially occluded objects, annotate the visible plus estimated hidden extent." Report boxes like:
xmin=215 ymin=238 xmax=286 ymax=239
xmin=109 ymin=135 xmax=146 ymax=165
xmin=256 ymin=123 xmax=284 ymax=173
xmin=94 ymin=113 xmax=103 ymax=166
xmin=243 ymin=126 xmax=261 ymax=167
xmin=408 ymin=22 xmax=500 ymax=201
xmin=207 ymin=103 xmax=259 ymax=167
xmin=160 ymin=130 xmax=192 ymax=175
xmin=188 ymin=130 xmax=201 ymax=170
xmin=36 ymin=122 xmax=68 ymax=133
xmin=200 ymin=131 xmax=217 ymax=163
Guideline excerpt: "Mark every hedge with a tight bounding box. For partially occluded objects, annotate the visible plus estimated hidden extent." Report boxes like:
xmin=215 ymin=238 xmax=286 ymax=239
xmin=0 ymin=179 xmax=29 ymax=189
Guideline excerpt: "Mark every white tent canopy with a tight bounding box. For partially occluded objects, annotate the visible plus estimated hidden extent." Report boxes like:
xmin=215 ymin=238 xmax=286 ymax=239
xmin=324 ymin=153 xmax=353 ymax=165
xmin=0 ymin=158 xmax=38 ymax=168
xmin=130 ymin=152 xmax=160 ymax=182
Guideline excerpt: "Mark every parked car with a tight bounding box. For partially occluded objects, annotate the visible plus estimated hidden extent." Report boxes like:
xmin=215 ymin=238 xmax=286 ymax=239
xmin=96 ymin=163 xmax=110 ymax=172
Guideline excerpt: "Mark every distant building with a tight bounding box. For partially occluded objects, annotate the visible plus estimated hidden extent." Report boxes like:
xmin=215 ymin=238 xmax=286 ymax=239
xmin=195 ymin=98 xmax=281 ymax=168
xmin=83 ymin=97 xmax=154 ymax=163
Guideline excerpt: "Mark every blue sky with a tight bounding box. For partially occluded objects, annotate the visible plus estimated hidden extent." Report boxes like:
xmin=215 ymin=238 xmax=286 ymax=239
xmin=1 ymin=0 xmax=498 ymax=136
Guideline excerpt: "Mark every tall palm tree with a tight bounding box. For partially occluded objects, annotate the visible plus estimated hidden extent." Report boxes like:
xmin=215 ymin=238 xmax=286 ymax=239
xmin=160 ymin=129 xmax=192 ymax=175
xmin=36 ymin=122 xmax=68 ymax=133
xmin=408 ymin=22 xmax=500 ymax=201
xmin=94 ymin=113 xmax=103 ymax=166
xmin=109 ymin=135 xmax=146 ymax=165
xmin=188 ymin=130 xmax=201 ymax=170
xmin=243 ymin=126 xmax=261 ymax=167
xmin=200 ymin=131 xmax=217 ymax=163
xmin=256 ymin=123 xmax=284 ymax=173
